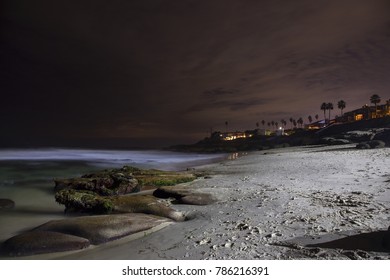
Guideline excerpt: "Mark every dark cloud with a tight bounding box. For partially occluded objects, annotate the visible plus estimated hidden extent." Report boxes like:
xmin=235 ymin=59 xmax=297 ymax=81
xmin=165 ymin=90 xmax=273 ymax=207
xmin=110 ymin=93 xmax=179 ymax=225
xmin=1 ymin=0 xmax=390 ymax=147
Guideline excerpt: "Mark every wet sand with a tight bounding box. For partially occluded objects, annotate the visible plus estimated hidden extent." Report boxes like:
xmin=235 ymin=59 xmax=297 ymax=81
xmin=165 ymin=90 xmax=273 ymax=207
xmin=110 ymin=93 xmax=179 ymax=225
xmin=6 ymin=145 xmax=390 ymax=259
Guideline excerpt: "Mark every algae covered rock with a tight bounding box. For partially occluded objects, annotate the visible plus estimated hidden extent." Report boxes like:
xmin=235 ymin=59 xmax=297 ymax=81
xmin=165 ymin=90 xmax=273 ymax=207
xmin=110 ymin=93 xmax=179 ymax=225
xmin=54 ymin=165 xmax=196 ymax=195
xmin=34 ymin=213 xmax=170 ymax=245
xmin=112 ymin=195 xmax=186 ymax=221
xmin=54 ymin=171 xmax=139 ymax=196
xmin=55 ymin=189 xmax=185 ymax=221
xmin=55 ymin=189 xmax=114 ymax=214
xmin=126 ymin=167 xmax=197 ymax=188
xmin=1 ymin=231 xmax=90 ymax=257
xmin=153 ymin=186 xmax=216 ymax=205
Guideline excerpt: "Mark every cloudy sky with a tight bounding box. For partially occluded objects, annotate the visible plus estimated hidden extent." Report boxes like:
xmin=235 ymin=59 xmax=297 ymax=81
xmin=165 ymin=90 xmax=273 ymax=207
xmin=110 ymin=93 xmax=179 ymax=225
xmin=1 ymin=0 xmax=390 ymax=148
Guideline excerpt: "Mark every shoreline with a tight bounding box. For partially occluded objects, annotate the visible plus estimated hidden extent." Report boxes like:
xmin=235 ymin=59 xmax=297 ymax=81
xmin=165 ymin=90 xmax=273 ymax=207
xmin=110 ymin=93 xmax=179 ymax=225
xmin=2 ymin=145 xmax=390 ymax=259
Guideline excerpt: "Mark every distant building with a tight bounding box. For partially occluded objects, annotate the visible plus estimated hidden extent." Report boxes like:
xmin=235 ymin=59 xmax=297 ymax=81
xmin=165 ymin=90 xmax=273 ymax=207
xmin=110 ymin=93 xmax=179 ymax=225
xmin=306 ymin=120 xmax=326 ymax=130
xmin=219 ymin=131 xmax=252 ymax=141
xmin=340 ymin=100 xmax=390 ymax=122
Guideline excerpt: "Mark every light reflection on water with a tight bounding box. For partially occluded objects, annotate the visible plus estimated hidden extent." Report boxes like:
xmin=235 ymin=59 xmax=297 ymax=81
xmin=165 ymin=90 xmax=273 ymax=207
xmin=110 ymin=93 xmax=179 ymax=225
xmin=227 ymin=152 xmax=248 ymax=160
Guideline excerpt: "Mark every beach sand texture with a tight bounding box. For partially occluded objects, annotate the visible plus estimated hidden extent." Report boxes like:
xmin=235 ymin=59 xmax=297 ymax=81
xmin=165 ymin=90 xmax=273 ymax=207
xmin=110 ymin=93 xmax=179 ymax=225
xmin=5 ymin=145 xmax=390 ymax=259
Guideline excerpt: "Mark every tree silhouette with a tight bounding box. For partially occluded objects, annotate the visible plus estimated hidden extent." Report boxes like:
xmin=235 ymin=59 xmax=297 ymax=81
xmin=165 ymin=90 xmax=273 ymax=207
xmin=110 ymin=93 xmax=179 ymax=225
xmin=297 ymin=117 xmax=303 ymax=128
xmin=370 ymin=94 xmax=381 ymax=118
xmin=308 ymin=115 xmax=313 ymax=123
xmin=327 ymin=102 xmax=333 ymax=124
xmin=289 ymin=117 xmax=294 ymax=129
xmin=337 ymin=100 xmax=346 ymax=116
xmin=261 ymin=120 xmax=265 ymax=127
xmin=225 ymin=121 xmax=228 ymax=132
xmin=256 ymin=122 xmax=259 ymax=128
xmin=321 ymin=103 xmax=327 ymax=122
xmin=315 ymin=114 xmax=319 ymax=121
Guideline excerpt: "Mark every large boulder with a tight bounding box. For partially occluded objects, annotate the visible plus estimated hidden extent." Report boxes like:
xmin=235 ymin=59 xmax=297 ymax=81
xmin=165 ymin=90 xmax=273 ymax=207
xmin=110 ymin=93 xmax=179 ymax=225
xmin=54 ymin=166 xmax=197 ymax=195
xmin=34 ymin=213 xmax=170 ymax=245
xmin=112 ymin=195 xmax=186 ymax=221
xmin=54 ymin=174 xmax=139 ymax=196
xmin=55 ymin=189 xmax=114 ymax=214
xmin=373 ymin=129 xmax=390 ymax=146
xmin=54 ymin=190 xmax=185 ymax=221
xmin=0 ymin=231 xmax=90 ymax=257
xmin=356 ymin=140 xmax=386 ymax=149
xmin=0 ymin=198 xmax=15 ymax=209
xmin=153 ymin=186 xmax=216 ymax=205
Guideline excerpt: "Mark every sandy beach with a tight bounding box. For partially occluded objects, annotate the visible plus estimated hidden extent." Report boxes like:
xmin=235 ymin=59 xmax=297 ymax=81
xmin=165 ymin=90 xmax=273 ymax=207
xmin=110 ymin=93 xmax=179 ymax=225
xmin=4 ymin=144 xmax=390 ymax=260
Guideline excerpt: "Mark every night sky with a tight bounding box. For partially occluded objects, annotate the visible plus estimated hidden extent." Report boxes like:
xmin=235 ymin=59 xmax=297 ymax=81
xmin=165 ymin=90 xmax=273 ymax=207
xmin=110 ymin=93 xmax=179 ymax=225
xmin=1 ymin=0 xmax=390 ymax=148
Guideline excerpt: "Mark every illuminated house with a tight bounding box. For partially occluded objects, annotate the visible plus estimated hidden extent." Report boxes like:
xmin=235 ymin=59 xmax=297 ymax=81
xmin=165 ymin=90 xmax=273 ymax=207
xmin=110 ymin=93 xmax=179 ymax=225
xmin=219 ymin=131 xmax=253 ymax=141
xmin=341 ymin=100 xmax=390 ymax=122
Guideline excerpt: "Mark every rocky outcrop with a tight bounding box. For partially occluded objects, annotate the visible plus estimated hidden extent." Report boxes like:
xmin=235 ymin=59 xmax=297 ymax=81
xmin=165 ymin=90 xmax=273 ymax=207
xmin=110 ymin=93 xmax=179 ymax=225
xmin=320 ymin=137 xmax=351 ymax=145
xmin=0 ymin=198 xmax=15 ymax=209
xmin=112 ymin=195 xmax=186 ymax=221
xmin=153 ymin=186 xmax=216 ymax=205
xmin=373 ymin=129 xmax=390 ymax=146
xmin=55 ymin=189 xmax=114 ymax=214
xmin=356 ymin=140 xmax=386 ymax=149
xmin=54 ymin=189 xmax=185 ymax=221
xmin=0 ymin=231 xmax=90 ymax=257
xmin=54 ymin=169 xmax=139 ymax=196
xmin=34 ymin=213 xmax=170 ymax=245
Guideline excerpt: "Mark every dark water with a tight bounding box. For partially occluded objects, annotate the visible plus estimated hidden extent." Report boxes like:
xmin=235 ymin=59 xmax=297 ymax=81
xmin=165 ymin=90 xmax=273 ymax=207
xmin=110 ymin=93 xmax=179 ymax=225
xmin=0 ymin=149 xmax=227 ymax=242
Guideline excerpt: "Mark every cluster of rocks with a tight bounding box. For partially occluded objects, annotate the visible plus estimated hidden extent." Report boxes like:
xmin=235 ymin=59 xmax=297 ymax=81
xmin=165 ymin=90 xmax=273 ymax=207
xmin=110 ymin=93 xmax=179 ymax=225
xmin=0 ymin=166 xmax=216 ymax=257
xmin=319 ymin=128 xmax=390 ymax=149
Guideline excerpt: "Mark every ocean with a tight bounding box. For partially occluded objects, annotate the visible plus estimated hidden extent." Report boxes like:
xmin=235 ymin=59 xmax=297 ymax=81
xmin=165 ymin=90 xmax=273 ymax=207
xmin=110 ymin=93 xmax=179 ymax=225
xmin=0 ymin=148 xmax=228 ymax=243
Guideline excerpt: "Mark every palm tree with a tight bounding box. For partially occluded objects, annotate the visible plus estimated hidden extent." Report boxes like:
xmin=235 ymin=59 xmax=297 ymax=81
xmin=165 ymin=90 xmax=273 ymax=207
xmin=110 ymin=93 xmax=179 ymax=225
xmin=293 ymin=120 xmax=297 ymax=128
xmin=315 ymin=114 xmax=319 ymax=121
xmin=308 ymin=115 xmax=313 ymax=124
xmin=370 ymin=94 xmax=381 ymax=118
xmin=337 ymin=100 xmax=346 ymax=116
xmin=327 ymin=102 xmax=333 ymax=123
xmin=297 ymin=117 xmax=303 ymax=128
xmin=256 ymin=122 xmax=259 ymax=128
xmin=289 ymin=117 xmax=294 ymax=129
xmin=261 ymin=120 xmax=265 ymax=127
xmin=321 ymin=103 xmax=327 ymax=122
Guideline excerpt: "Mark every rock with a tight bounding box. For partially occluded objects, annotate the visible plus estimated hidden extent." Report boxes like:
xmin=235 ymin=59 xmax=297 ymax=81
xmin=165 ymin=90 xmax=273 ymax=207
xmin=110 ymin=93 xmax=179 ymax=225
xmin=34 ymin=213 xmax=170 ymax=245
xmin=54 ymin=165 xmax=197 ymax=194
xmin=55 ymin=189 xmax=114 ymax=214
xmin=54 ymin=174 xmax=139 ymax=196
xmin=356 ymin=142 xmax=371 ymax=149
xmin=1 ymin=231 xmax=90 ymax=257
xmin=0 ymin=198 xmax=15 ymax=209
xmin=153 ymin=186 xmax=216 ymax=205
xmin=55 ymin=189 xmax=185 ymax=221
xmin=112 ymin=195 xmax=186 ymax=221
xmin=320 ymin=137 xmax=350 ymax=145
xmin=129 ymin=168 xmax=197 ymax=188
xmin=368 ymin=140 xmax=385 ymax=149
xmin=373 ymin=129 xmax=390 ymax=146
xmin=356 ymin=140 xmax=386 ymax=149
xmin=383 ymin=226 xmax=390 ymax=250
